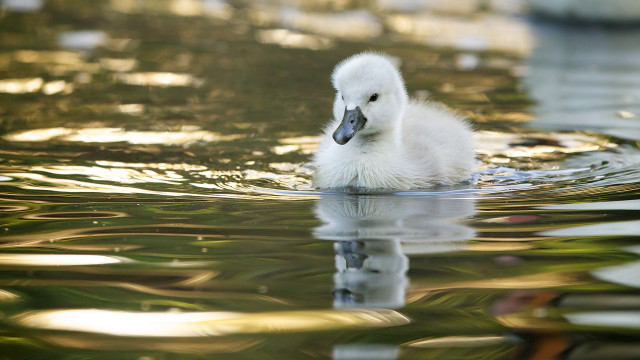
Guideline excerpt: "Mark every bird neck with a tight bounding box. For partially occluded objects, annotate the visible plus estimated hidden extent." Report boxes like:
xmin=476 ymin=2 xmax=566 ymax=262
xmin=353 ymin=119 xmax=402 ymax=153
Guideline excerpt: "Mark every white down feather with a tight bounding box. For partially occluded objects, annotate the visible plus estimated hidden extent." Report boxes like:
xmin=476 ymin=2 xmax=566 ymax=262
xmin=313 ymin=52 xmax=474 ymax=190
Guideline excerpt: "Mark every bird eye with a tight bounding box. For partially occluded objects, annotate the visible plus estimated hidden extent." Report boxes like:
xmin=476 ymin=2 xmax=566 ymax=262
xmin=369 ymin=94 xmax=379 ymax=102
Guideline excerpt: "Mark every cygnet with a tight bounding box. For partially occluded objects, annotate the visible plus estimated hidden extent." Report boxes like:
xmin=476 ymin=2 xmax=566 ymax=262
xmin=313 ymin=52 xmax=474 ymax=190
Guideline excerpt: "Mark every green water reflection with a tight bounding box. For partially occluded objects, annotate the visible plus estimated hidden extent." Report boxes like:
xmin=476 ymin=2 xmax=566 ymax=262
xmin=1 ymin=0 xmax=640 ymax=359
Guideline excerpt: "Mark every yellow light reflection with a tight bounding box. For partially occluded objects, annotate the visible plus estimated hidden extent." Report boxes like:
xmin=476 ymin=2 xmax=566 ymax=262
xmin=116 ymin=103 xmax=144 ymax=115
xmin=5 ymin=127 xmax=242 ymax=145
xmin=42 ymin=80 xmax=72 ymax=95
xmin=407 ymin=272 xmax=583 ymax=304
xmin=100 ymin=58 xmax=137 ymax=72
xmin=109 ymin=0 xmax=233 ymax=20
xmin=406 ymin=335 xmax=512 ymax=348
xmin=13 ymin=50 xmax=84 ymax=65
xmin=280 ymin=136 xmax=321 ymax=145
xmin=6 ymin=172 xmax=205 ymax=196
xmin=13 ymin=308 xmax=410 ymax=337
xmin=22 ymin=210 xmax=127 ymax=220
xmin=95 ymin=160 xmax=207 ymax=171
xmin=3 ymin=127 xmax=73 ymax=141
xmin=0 ymin=254 xmax=126 ymax=266
xmin=281 ymin=9 xmax=383 ymax=40
xmin=116 ymin=72 xmax=203 ymax=87
xmin=443 ymin=272 xmax=583 ymax=289
xmin=378 ymin=0 xmax=483 ymax=14
xmin=30 ymin=165 xmax=185 ymax=185
xmin=243 ymin=170 xmax=310 ymax=189
xmin=475 ymin=131 xmax=617 ymax=159
xmin=170 ymin=0 xmax=233 ymax=19
xmin=0 ymin=77 xmax=43 ymax=94
xmin=256 ymin=29 xmax=334 ymax=50
xmin=62 ymin=128 xmax=219 ymax=144
xmin=495 ymin=313 xmax=560 ymax=330
xmin=0 ymin=289 xmax=20 ymax=302
xmin=269 ymin=162 xmax=314 ymax=176
xmin=272 ymin=145 xmax=299 ymax=155
xmin=272 ymin=135 xmax=320 ymax=155
xmin=40 ymin=334 xmax=262 ymax=353
xmin=386 ymin=13 xmax=532 ymax=55
xmin=464 ymin=243 xmax=533 ymax=251
xmin=13 ymin=50 xmax=101 ymax=75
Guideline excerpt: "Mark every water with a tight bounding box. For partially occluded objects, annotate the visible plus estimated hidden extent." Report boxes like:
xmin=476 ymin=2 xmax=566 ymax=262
xmin=1 ymin=1 xmax=640 ymax=359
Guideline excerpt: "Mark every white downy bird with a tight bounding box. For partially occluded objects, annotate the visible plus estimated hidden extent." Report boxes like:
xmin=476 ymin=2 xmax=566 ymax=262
xmin=313 ymin=52 xmax=474 ymax=190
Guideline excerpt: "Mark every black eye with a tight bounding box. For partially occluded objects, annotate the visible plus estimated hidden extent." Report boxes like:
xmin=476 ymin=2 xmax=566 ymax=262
xmin=369 ymin=93 xmax=378 ymax=102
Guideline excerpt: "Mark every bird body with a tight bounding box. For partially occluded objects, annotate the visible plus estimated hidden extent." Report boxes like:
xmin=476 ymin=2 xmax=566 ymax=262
xmin=313 ymin=52 xmax=474 ymax=190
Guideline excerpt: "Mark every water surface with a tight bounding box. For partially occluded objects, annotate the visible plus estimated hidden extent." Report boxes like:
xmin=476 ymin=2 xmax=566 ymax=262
xmin=1 ymin=1 xmax=640 ymax=359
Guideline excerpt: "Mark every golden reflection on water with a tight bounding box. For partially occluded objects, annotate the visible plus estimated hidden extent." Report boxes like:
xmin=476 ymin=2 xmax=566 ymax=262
xmin=407 ymin=271 xmax=584 ymax=304
xmin=250 ymin=7 xmax=382 ymax=40
xmin=95 ymin=160 xmax=207 ymax=171
xmin=0 ymin=254 xmax=126 ymax=266
xmin=3 ymin=169 xmax=314 ymax=199
xmin=475 ymin=130 xmax=617 ymax=168
xmin=495 ymin=313 xmax=560 ymax=331
xmin=116 ymin=103 xmax=144 ymax=115
xmin=110 ymin=0 xmax=234 ymax=20
xmin=40 ymin=334 xmax=263 ymax=353
xmin=42 ymin=80 xmax=72 ymax=95
xmin=464 ymin=242 xmax=533 ymax=251
xmin=272 ymin=135 xmax=320 ymax=155
xmin=256 ymin=29 xmax=334 ymax=50
xmin=0 ymin=78 xmax=43 ymax=94
xmin=30 ymin=165 xmax=186 ymax=184
xmin=5 ymin=126 xmax=241 ymax=145
xmin=116 ymin=72 xmax=204 ymax=87
xmin=269 ymin=162 xmax=314 ymax=176
xmin=0 ymin=125 xmax=622 ymax=199
xmin=386 ymin=13 xmax=532 ymax=55
xmin=243 ymin=1 xmax=536 ymax=55
xmin=405 ymin=335 xmax=512 ymax=348
xmin=5 ymin=172 xmax=204 ymax=196
xmin=0 ymin=289 xmax=20 ymax=302
xmin=13 ymin=308 xmax=410 ymax=337
xmin=0 ymin=266 xmax=291 ymax=305
xmin=21 ymin=211 xmax=127 ymax=220
xmin=100 ymin=58 xmax=138 ymax=72
xmin=244 ymin=169 xmax=309 ymax=187
xmin=3 ymin=127 xmax=72 ymax=142
xmin=13 ymin=50 xmax=85 ymax=65
xmin=284 ymin=9 xmax=382 ymax=40
xmin=12 ymin=49 xmax=101 ymax=76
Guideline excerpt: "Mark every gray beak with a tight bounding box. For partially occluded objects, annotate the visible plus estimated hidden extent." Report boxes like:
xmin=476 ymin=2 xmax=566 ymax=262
xmin=332 ymin=106 xmax=367 ymax=145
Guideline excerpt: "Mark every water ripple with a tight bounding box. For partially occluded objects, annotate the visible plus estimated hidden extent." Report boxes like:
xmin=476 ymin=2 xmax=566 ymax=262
xmin=11 ymin=308 xmax=410 ymax=337
xmin=0 ymin=253 xmax=128 ymax=266
xmin=0 ymin=122 xmax=638 ymax=203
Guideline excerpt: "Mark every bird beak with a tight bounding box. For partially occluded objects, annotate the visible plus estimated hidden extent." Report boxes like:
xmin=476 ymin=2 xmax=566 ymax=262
xmin=332 ymin=106 xmax=367 ymax=145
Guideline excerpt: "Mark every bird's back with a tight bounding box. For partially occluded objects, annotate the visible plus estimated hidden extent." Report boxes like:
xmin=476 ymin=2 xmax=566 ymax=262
xmin=401 ymin=100 xmax=474 ymax=184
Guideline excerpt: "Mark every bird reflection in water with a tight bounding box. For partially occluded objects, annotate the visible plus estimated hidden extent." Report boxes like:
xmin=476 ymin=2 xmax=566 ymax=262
xmin=313 ymin=193 xmax=476 ymax=359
